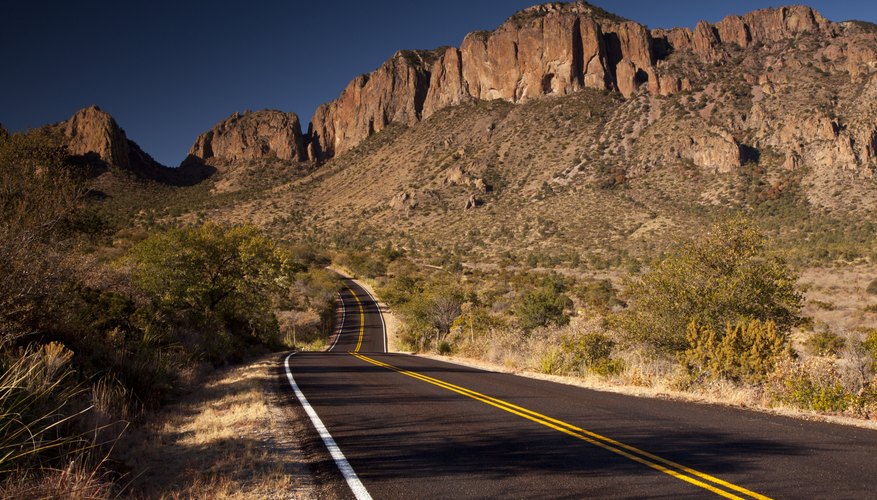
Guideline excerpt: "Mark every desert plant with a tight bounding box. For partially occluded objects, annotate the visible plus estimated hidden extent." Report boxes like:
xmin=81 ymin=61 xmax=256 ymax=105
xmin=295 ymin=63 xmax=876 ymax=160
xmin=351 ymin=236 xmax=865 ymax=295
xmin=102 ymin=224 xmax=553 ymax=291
xmin=866 ymin=279 xmax=877 ymax=295
xmin=680 ymin=318 xmax=792 ymax=385
xmin=561 ymin=332 xmax=623 ymax=376
xmin=864 ymin=330 xmax=877 ymax=372
xmin=772 ymin=358 xmax=855 ymax=412
xmin=613 ymin=218 xmax=802 ymax=353
xmin=516 ymin=287 xmax=573 ymax=330
xmin=0 ymin=343 xmax=90 ymax=475
xmin=805 ymin=331 xmax=846 ymax=357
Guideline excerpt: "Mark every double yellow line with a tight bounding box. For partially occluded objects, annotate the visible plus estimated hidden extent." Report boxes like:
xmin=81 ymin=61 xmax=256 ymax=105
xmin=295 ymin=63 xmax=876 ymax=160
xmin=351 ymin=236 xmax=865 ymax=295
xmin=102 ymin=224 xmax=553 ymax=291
xmin=345 ymin=286 xmax=366 ymax=353
xmin=350 ymin=352 xmax=770 ymax=500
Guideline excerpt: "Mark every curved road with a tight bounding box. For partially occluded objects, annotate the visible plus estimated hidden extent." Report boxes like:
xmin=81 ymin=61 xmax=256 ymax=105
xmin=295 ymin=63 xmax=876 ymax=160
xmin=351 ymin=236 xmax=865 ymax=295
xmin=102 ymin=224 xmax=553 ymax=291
xmin=285 ymin=278 xmax=877 ymax=499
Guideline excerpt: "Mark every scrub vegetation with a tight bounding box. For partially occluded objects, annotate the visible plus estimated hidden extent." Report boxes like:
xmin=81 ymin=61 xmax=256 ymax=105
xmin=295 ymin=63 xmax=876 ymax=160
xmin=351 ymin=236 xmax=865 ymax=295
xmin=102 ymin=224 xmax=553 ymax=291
xmin=351 ymin=218 xmax=877 ymax=420
xmin=0 ymin=133 xmax=337 ymax=496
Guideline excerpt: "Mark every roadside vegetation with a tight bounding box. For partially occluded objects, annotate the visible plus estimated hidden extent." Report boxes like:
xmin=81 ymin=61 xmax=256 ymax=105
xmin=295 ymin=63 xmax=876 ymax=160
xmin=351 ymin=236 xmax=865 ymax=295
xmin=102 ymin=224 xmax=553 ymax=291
xmin=346 ymin=218 xmax=877 ymax=420
xmin=0 ymin=132 xmax=337 ymax=496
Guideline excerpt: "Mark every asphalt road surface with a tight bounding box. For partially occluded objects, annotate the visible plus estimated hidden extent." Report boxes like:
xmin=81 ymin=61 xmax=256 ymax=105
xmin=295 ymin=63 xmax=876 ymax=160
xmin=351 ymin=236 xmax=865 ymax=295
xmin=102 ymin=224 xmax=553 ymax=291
xmin=285 ymin=278 xmax=877 ymax=499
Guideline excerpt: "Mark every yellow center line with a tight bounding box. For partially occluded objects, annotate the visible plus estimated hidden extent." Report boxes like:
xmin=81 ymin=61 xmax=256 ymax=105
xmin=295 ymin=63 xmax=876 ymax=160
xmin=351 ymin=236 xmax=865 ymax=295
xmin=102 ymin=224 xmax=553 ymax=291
xmin=346 ymin=286 xmax=366 ymax=353
xmin=350 ymin=352 xmax=770 ymax=500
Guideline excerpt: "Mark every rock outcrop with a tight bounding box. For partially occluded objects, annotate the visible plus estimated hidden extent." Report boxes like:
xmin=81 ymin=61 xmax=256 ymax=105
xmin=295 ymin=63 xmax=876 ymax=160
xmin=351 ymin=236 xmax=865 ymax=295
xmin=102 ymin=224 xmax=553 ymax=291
xmin=308 ymin=2 xmax=841 ymax=160
xmin=56 ymin=106 xmax=131 ymax=168
xmin=191 ymin=110 xmax=306 ymax=162
xmin=48 ymin=106 xmax=211 ymax=185
xmin=309 ymin=50 xmax=435 ymax=159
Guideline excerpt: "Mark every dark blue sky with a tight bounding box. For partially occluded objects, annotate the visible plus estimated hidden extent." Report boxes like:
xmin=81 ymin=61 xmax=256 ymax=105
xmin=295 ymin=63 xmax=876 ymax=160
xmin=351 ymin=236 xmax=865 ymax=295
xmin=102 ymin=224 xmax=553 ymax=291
xmin=2 ymin=1 xmax=875 ymax=166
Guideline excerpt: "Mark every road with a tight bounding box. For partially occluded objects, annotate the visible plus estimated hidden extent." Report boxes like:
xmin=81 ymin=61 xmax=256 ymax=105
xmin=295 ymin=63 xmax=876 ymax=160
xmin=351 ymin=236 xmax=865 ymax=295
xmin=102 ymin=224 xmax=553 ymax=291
xmin=285 ymin=278 xmax=877 ymax=499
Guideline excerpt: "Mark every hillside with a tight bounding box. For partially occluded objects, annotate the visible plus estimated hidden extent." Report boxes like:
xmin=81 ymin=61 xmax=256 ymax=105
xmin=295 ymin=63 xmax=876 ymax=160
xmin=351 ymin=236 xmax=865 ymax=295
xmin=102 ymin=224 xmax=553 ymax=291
xmin=177 ymin=3 xmax=875 ymax=269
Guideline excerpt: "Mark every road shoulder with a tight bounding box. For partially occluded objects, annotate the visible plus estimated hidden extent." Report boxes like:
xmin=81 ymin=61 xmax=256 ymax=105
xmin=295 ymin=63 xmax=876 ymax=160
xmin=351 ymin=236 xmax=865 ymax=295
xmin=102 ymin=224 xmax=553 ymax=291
xmin=117 ymin=352 xmax=325 ymax=498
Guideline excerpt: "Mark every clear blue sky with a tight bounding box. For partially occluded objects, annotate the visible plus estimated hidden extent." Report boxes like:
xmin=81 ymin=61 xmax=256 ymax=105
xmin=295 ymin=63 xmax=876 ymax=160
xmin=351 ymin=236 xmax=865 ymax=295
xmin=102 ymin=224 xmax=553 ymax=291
xmin=2 ymin=1 xmax=875 ymax=166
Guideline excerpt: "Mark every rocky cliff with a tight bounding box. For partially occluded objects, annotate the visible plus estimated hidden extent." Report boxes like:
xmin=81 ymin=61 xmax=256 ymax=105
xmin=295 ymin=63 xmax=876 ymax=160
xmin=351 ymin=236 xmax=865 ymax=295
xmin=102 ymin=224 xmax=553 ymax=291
xmin=190 ymin=110 xmax=306 ymax=163
xmin=55 ymin=106 xmax=133 ymax=168
xmin=47 ymin=106 xmax=210 ymax=185
xmin=307 ymin=2 xmax=862 ymax=159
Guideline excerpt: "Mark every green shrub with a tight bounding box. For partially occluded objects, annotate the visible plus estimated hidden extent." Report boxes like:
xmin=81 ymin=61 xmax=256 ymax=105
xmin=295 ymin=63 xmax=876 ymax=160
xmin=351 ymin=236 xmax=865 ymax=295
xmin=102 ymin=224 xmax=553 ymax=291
xmin=575 ymin=279 xmax=622 ymax=310
xmin=397 ymin=281 xmax=465 ymax=351
xmin=561 ymin=332 xmax=623 ymax=376
xmin=516 ymin=287 xmax=573 ymax=330
xmin=437 ymin=341 xmax=452 ymax=355
xmin=773 ymin=359 xmax=855 ymax=412
xmin=680 ymin=319 xmax=791 ymax=385
xmin=613 ymin=218 xmax=802 ymax=353
xmin=804 ymin=331 xmax=846 ymax=357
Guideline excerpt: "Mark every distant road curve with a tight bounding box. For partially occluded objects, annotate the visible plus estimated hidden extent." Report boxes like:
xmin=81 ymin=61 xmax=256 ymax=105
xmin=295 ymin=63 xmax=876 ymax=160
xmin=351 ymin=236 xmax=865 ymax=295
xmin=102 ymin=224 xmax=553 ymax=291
xmin=285 ymin=278 xmax=877 ymax=499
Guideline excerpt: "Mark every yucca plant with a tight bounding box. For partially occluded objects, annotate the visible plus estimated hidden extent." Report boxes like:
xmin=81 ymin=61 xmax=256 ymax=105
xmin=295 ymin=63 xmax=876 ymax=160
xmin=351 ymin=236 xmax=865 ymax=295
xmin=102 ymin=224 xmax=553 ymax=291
xmin=0 ymin=342 xmax=91 ymax=476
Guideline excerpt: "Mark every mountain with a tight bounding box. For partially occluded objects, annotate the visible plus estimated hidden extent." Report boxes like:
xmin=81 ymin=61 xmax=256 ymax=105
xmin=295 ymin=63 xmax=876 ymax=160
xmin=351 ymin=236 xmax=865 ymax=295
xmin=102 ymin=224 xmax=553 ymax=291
xmin=46 ymin=105 xmax=211 ymax=186
xmin=194 ymin=2 xmax=877 ymax=268
xmin=306 ymin=2 xmax=876 ymax=170
xmin=189 ymin=110 xmax=308 ymax=163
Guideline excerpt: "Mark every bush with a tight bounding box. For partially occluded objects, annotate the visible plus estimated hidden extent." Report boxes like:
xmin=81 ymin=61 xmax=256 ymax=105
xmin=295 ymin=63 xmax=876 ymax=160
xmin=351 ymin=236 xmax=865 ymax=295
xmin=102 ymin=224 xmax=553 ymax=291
xmin=864 ymin=330 xmax=877 ymax=371
xmin=516 ymin=287 xmax=573 ymax=330
xmin=575 ymin=279 xmax=622 ymax=310
xmin=613 ymin=218 xmax=802 ymax=353
xmin=805 ymin=331 xmax=846 ymax=357
xmin=0 ymin=132 xmax=84 ymax=348
xmin=866 ymin=279 xmax=877 ymax=295
xmin=680 ymin=319 xmax=791 ymax=385
xmin=561 ymin=332 xmax=623 ymax=376
xmin=772 ymin=358 xmax=855 ymax=412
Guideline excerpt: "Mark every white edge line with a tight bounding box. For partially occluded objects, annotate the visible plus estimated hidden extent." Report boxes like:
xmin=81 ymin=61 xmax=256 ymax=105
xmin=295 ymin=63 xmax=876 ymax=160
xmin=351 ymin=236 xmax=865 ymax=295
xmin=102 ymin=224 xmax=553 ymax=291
xmin=328 ymin=290 xmax=346 ymax=352
xmin=356 ymin=283 xmax=388 ymax=353
xmin=284 ymin=352 xmax=372 ymax=500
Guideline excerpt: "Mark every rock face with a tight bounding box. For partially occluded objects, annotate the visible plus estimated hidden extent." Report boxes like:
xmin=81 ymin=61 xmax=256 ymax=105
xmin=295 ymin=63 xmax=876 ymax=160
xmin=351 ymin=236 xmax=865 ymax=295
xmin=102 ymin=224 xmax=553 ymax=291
xmin=308 ymin=2 xmax=838 ymax=160
xmin=57 ymin=106 xmax=131 ymax=168
xmin=48 ymin=106 xmax=211 ymax=185
xmin=191 ymin=110 xmax=306 ymax=162
xmin=309 ymin=51 xmax=435 ymax=159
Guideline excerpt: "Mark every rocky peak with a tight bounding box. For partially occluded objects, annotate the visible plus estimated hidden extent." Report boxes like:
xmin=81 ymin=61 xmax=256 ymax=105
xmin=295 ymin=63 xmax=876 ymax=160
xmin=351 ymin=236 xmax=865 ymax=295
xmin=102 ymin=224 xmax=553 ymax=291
xmin=57 ymin=105 xmax=131 ymax=168
xmin=305 ymin=3 xmax=864 ymax=163
xmin=190 ymin=110 xmax=306 ymax=163
xmin=47 ymin=106 xmax=211 ymax=186
xmin=309 ymin=49 xmax=436 ymax=159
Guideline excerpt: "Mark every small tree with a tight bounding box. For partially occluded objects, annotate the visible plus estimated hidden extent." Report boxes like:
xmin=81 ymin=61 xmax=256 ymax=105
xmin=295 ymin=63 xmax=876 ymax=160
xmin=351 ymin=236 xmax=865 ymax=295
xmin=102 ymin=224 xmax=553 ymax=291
xmin=399 ymin=282 xmax=464 ymax=351
xmin=0 ymin=132 xmax=84 ymax=347
xmin=127 ymin=224 xmax=295 ymax=359
xmin=613 ymin=218 xmax=802 ymax=353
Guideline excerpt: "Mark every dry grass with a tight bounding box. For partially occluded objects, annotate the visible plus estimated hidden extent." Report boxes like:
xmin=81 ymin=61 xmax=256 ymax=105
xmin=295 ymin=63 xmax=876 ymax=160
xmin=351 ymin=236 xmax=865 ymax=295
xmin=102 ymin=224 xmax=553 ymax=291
xmin=799 ymin=263 xmax=877 ymax=333
xmin=422 ymin=346 xmax=877 ymax=431
xmin=117 ymin=354 xmax=315 ymax=499
xmin=424 ymin=312 xmax=877 ymax=430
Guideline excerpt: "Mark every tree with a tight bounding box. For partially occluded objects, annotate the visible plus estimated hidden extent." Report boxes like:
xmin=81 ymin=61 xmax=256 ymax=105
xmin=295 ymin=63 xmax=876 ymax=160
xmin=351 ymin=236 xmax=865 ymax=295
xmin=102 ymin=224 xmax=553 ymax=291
xmin=0 ymin=132 xmax=83 ymax=347
xmin=127 ymin=223 xmax=295 ymax=357
xmin=399 ymin=282 xmax=464 ymax=350
xmin=613 ymin=218 xmax=802 ymax=353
